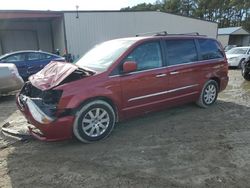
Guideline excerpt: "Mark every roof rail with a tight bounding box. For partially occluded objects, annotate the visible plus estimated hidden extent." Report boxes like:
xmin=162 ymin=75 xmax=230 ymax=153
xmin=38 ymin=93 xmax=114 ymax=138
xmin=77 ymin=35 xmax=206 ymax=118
xmin=136 ymin=31 xmax=168 ymax=37
xmin=180 ymin=32 xmax=200 ymax=35
xmin=136 ymin=31 xmax=206 ymax=37
xmin=168 ymin=32 xmax=207 ymax=37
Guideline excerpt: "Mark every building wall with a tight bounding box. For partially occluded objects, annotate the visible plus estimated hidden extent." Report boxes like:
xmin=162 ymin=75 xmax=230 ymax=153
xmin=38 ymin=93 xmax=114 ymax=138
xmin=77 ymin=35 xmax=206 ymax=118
xmin=217 ymin=35 xmax=229 ymax=47
xmin=51 ymin=18 xmax=66 ymax=56
xmin=0 ymin=20 xmax=53 ymax=55
xmin=242 ymin=36 xmax=250 ymax=46
xmin=229 ymin=35 xmax=250 ymax=46
xmin=64 ymin=11 xmax=218 ymax=59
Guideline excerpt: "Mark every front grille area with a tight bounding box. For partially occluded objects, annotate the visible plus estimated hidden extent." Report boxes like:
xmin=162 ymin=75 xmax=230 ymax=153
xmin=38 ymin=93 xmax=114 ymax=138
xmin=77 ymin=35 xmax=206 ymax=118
xmin=19 ymin=82 xmax=63 ymax=117
xmin=21 ymin=82 xmax=62 ymax=105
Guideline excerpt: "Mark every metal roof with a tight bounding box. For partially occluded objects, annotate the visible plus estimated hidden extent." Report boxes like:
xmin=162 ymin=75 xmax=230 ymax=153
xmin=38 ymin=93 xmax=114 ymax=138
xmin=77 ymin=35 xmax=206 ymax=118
xmin=218 ymin=27 xmax=249 ymax=35
xmin=0 ymin=10 xmax=62 ymax=20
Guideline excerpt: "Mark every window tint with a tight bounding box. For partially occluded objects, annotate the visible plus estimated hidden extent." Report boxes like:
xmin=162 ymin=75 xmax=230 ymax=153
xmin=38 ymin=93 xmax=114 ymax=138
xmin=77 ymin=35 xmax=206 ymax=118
xmin=3 ymin=54 xmax=26 ymax=62
xmin=125 ymin=42 xmax=162 ymax=71
xmin=40 ymin=53 xmax=52 ymax=59
xmin=165 ymin=39 xmax=198 ymax=66
xmin=198 ymin=39 xmax=224 ymax=60
xmin=28 ymin=53 xmax=41 ymax=61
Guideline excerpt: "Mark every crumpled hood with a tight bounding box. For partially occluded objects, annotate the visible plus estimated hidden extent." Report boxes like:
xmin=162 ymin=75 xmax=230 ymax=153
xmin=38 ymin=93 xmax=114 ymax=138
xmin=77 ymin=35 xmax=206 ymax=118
xmin=29 ymin=61 xmax=78 ymax=91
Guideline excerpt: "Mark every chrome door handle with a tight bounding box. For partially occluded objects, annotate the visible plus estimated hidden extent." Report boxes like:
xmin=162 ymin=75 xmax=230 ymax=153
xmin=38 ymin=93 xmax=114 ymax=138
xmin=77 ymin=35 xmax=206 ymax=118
xmin=170 ymin=71 xmax=179 ymax=75
xmin=156 ymin=73 xmax=167 ymax=78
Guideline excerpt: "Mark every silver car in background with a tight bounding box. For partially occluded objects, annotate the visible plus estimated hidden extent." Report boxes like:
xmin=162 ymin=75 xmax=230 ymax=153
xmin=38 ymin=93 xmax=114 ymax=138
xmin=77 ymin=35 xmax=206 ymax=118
xmin=226 ymin=46 xmax=250 ymax=68
xmin=0 ymin=63 xmax=24 ymax=95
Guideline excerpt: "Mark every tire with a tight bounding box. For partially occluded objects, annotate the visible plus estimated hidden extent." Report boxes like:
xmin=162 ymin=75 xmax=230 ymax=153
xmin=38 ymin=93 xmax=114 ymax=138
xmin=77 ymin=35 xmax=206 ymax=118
xmin=238 ymin=59 xmax=245 ymax=69
xmin=196 ymin=80 xmax=218 ymax=108
xmin=242 ymin=68 xmax=250 ymax=81
xmin=73 ymin=100 xmax=116 ymax=143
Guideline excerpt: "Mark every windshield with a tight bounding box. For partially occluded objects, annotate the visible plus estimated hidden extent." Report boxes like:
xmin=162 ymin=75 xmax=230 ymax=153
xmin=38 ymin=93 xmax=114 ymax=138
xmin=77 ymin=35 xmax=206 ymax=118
xmin=76 ymin=39 xmax=137 ymax=72
xmin=226 ymin=48 xmax=248 ymax=55
xmin=0 ymin=54 xmax=8 ymax=60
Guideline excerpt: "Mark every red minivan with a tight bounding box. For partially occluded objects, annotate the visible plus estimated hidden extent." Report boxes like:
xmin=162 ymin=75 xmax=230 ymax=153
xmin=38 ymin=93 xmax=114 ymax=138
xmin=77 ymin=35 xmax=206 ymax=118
xmin=16 ymin=34 xmax=228 ymax=143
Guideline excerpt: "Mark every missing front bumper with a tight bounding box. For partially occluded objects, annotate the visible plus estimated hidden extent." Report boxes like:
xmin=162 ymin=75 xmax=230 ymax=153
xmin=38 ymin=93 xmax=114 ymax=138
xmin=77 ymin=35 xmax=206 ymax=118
xmin=18 ymin=95 xmax=55 ymax=124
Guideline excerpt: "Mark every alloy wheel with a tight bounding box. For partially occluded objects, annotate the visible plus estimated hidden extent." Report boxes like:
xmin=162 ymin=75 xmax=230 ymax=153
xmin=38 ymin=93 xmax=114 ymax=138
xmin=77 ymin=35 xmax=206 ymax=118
xmin=204 ymin=84 xmax=216 ymax=104
xmin=81 ymin=108 xmax=110 ymax=137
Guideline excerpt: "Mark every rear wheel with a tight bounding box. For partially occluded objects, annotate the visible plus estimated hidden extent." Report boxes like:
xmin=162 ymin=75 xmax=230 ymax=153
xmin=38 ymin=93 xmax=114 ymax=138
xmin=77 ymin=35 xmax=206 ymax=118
xmin=196 ymin=80 xmax=218 ymax=108
xmin=73 ymin=100 xmax=115 ymax=143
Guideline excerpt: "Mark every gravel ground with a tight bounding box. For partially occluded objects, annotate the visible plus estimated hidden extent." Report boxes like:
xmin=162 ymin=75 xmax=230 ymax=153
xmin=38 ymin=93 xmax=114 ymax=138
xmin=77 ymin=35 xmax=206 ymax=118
xmin=1 ymin=70 xmax=250 ymax=188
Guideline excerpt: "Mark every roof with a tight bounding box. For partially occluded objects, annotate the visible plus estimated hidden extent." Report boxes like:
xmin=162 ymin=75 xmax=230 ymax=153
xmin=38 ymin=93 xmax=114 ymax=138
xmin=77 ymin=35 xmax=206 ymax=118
xmin=0 ymin=10 xmax=216 ymax=24
xmin=0 ymin=11 xmax=62 ymax=20
xmin=218 ymin=27 xmax=249 ymax=35
xmin=0 ymin=50 xmax=61 ymax=59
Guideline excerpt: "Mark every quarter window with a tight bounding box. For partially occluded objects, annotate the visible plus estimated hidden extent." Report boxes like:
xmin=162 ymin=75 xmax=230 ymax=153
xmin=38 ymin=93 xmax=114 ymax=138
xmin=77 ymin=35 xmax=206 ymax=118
xmin=125 ymin=42 xmax=162 ymax=71
xmin=165 ymin=39 xmax=198 ymax=66
xmin=198 ymin=39 xmax=224 ymax=60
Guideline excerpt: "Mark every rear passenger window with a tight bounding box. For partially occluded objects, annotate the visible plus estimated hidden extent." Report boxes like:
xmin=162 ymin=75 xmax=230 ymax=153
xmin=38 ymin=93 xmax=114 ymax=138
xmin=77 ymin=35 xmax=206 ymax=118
xmin=165 ymin=39 xmax=198 ymax=66
xmin=28 ymin=53 xmax=41 ymax=61
xmin=198 ymin=39 xmax=224 ymax=60
xmin=40 ymin=53 xmax=52 ymax=59
xmin=125 ymin=42 xmax=162 ymax=71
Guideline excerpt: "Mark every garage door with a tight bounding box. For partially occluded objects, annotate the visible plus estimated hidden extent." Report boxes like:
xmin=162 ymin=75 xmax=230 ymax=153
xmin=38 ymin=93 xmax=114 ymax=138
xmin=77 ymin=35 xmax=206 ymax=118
xmin=0 ymin=30 xmax=38 ymax=54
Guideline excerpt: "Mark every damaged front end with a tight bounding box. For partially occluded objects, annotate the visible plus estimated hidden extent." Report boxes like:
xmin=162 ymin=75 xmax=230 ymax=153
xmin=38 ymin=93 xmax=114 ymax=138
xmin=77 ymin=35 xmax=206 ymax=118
xmin=16 ymin=81 xmax=75 ymax=141
xmin=18 ymin=83 xmax=62 ymax=124
xmin=16 ymin=61 xmax=94 ymax=141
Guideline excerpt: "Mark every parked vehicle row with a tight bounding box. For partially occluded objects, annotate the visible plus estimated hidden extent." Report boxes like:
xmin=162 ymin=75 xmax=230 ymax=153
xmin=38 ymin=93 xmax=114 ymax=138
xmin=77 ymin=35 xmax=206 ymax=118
xmin=0 ymin=50 xmax=65 ymax=80
xmin=16 ymin=34 xmax=228 ymax=143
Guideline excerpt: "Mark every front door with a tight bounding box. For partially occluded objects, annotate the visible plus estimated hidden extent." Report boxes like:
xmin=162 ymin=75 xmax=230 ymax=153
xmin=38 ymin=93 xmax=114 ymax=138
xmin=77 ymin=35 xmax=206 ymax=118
xmin=119 ymin=41 xmax=168 ymax=118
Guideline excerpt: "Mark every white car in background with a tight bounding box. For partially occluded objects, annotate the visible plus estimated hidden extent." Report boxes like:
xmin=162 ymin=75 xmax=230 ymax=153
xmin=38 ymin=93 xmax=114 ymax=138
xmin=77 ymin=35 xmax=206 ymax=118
xmin=226 ymin=46 xmax=250 ymax=68
xmin=0 ymin=63 xmax=24 ymax=95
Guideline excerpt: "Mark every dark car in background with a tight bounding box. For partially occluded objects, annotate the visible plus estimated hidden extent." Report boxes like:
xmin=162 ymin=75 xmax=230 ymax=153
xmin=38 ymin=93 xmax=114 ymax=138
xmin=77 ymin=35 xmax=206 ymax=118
xmin=0 ymin=50 xmax=65 ymax=80
xmin=242 ymin=56 xmax=250 ymax=81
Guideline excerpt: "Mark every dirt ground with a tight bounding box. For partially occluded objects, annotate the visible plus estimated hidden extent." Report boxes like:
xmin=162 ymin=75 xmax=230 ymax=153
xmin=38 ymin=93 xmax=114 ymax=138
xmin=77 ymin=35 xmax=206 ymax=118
xmin=1 ymin=70 xmax=250 ymax=188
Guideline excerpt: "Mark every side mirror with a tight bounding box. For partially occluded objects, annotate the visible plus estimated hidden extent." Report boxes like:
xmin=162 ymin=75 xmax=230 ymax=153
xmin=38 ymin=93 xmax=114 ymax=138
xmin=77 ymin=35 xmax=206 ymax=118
xmin=123 ymin=61 xmax=137 ymax=73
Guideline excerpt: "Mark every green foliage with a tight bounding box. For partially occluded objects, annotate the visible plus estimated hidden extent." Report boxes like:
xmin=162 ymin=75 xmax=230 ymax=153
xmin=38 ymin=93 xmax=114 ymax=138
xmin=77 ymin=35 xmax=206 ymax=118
xmin=121 ymin=0 xmax=250 ymax=31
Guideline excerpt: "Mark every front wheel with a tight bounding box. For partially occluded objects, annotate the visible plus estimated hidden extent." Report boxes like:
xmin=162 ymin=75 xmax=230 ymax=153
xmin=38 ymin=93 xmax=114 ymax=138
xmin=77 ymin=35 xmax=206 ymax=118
xmin=242 ymin=68 xmax=250 ymax=81
xmin=238 ymin=59 xmax=245 ymax=69
xmin=196 ymin=80 xmax=218 ymax=108
xmin=73 ymin=100 xmax=116 ymax=143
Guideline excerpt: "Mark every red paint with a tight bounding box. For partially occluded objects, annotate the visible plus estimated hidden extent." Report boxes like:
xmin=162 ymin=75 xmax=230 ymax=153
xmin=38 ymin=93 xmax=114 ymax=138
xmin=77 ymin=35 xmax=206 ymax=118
xmin=16 ymin=100 xmax=74 ymax=141
xmin=29 ymin=61 xmax=78 ymax=91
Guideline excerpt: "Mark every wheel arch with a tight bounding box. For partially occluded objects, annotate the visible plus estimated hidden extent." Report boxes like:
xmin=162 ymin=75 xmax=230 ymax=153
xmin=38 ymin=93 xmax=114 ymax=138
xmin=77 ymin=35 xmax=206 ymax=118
xmin=210 ymin=77 xmax=220 ymax=90
xmin=239 ymin=58 xmax=246 ymax=68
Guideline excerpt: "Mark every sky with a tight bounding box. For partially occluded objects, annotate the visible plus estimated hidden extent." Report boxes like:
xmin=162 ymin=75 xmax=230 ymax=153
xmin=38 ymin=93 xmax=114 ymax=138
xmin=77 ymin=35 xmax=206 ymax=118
xmin=0 ymin=0 xmax=156 ymax=11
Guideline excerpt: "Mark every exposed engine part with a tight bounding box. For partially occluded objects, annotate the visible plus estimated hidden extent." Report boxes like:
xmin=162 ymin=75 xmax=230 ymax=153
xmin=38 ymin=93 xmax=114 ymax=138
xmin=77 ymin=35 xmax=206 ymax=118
xmin=21 ymin=82 xmax=62 ymax=105
xmin=61 ymin=68 xmax=92 ymax=85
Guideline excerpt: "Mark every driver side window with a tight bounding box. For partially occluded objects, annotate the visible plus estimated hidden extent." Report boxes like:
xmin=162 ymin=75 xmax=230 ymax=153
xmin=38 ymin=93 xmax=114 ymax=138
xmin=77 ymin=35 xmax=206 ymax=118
xmin=125 ymin=41 xmax=162 ymax=71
